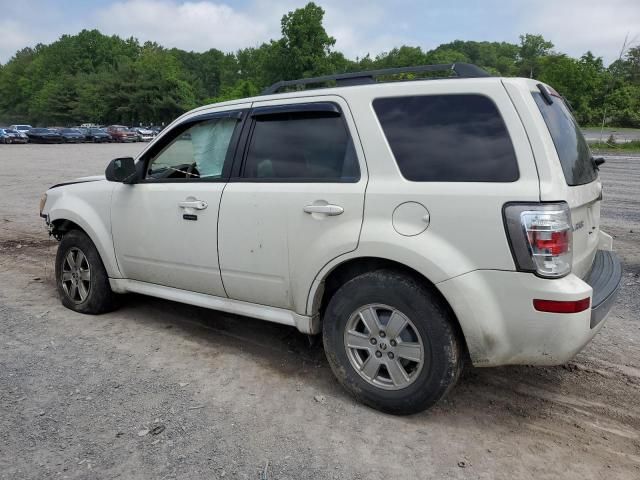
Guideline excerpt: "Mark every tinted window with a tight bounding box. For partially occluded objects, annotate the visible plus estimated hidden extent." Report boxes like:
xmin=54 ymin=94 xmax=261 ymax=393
xmin=243 ymin=111 xmax=359 ymax=181
xmin=146 ymin=117 xmax=238 ymax=180
xmin=373 ymin=95 xmax=518 ymax=182
xmin=532 ymin=92 xmax=597 ymax=186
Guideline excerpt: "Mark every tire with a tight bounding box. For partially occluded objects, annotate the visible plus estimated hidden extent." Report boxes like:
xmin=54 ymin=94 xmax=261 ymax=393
xmin=55 ymin=230 xmax=117 ymax=314
xmin=322 ymin=270 xmax=463 ymax=415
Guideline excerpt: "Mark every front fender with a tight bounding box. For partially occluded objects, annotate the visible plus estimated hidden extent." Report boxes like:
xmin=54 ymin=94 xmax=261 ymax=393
xmin=45 ymin=181 xmax=121 ymax=278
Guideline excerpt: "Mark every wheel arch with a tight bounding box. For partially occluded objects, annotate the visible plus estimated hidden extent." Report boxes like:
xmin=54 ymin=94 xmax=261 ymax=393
xmin=50 ymin=218 xmax=85 ymax=239
xmin=310 ymin=256 xmax=469 ymax=358
xmin=48 ymin=209 xmax=121 ymax=279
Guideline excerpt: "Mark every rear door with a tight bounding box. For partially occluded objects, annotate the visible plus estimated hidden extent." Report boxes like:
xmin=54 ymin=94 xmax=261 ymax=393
xmin=218 ymin=96 xmax=367 ymax=313
xmin=531 ymin=86 xmax=601 ymax=277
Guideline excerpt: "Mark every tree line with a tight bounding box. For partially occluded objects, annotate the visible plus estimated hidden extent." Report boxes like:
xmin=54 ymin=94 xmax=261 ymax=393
xmin=0 ymin=2 xmax=638 ymax=128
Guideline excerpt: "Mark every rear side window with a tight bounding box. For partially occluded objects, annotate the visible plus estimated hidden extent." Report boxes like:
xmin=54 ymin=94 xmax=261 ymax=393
xmin=243 ymin=111 xmax=359 ymax=181
xmin=373 ymin=94 xmax=518 ymax=182
xmin=532 ymin=92 xmax=597 ymax=186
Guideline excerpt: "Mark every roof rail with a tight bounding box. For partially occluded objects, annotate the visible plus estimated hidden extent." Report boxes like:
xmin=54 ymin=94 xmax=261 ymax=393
xmin=262 ymin=63 xmax=491 ymax=95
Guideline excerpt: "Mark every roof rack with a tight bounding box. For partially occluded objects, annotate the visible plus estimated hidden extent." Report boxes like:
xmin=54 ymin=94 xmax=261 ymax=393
xmin=262 ymin=63 xmax=490 ymax=95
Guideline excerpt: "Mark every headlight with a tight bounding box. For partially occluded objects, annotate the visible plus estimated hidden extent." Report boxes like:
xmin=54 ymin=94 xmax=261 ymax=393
xmin=39 ymin=193 xmax=48 ymax=217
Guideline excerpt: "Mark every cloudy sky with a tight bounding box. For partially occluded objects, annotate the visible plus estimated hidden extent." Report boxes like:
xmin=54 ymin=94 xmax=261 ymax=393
xmin=0 ymin=0 xmax=638 ymax=65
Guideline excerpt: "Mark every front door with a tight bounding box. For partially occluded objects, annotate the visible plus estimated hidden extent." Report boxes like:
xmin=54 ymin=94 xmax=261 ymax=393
xmin=111 ymin=108 xmax=248 ymax=296
xmin=218 ymin=98 xmax=367 ymax=313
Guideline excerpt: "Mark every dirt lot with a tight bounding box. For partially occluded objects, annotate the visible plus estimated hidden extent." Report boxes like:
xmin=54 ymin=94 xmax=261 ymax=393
xmin=0 ymin=144 xmax=639 ymax=480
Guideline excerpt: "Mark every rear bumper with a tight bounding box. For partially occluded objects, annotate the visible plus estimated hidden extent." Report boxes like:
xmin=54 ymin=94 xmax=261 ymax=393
xmin=585 ymin=250 xmax=622 ymax=328
xmin=437 ymin=250 xmax=622 ymax=367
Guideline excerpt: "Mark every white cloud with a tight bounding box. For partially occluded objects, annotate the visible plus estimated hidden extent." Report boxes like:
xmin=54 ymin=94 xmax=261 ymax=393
xmin=0 ymin=0 xmax=637 ymax=65
xmin=0 ymin=19 xmax=39 ymax=60
xmin=518 ymin=0 xmax=640 ymax=63
xmin=95 ymin=0 xmax=273 ymax=52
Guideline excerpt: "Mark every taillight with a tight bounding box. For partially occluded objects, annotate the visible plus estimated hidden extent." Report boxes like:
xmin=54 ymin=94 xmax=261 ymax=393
xmin=504 ymin=202 xmax=573 ymax=278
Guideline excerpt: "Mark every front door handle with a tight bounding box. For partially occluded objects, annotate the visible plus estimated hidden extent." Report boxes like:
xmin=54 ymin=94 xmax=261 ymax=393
xmin=303 ymin=204 xmax=344 ymax=216
xmin=179 ymin=200 xmax=208 ymax=210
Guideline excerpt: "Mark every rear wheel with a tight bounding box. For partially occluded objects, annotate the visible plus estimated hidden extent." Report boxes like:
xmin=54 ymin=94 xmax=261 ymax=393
xmin=55 ymin=230 xmax=117 ymax=314
xmin=322 ymin=270 xmax=462 ymax=415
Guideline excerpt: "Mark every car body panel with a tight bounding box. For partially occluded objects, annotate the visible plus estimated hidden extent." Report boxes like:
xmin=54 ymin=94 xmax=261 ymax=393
xmin=502 ymin=78 xmax=601 ymax=278
xmin=217 ymin=95 xmax=368 ymax=313
xmin=44 ymin=180 xmax=120 ymax=277
xmin=110 ymin=102 xmax=252 ymax=298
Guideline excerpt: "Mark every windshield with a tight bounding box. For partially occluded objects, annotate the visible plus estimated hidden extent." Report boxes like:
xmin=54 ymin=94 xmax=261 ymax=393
xmin=532 ymin=91 xmax=597 ymax=186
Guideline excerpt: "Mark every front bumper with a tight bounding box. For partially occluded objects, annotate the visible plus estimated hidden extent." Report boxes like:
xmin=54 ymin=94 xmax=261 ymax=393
xmin=437 ymin=250 xmax=622 ymax=367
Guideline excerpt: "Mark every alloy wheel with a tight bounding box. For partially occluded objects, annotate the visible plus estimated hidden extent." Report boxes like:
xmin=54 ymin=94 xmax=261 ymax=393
xmin=60 ymin=247 xmax=91 ymax=304
xmin=343 ymin=304 xmax=425 ymax=390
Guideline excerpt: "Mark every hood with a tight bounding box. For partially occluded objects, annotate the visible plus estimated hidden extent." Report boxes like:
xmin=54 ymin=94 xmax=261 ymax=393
xmin=49 ymin=175 xmax=106 ymax=190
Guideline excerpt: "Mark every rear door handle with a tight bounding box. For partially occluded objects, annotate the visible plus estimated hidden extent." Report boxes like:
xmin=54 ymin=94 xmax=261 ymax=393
xmin=179 ymin=200 xmax=208 ymax=210
xmin=303 ymin=204 xmax=344 ymax=216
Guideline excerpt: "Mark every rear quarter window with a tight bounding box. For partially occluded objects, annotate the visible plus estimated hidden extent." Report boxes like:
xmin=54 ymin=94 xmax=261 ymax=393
xmin=532 ymin=92 xmax=597 ymax=186
xmin=373 ymin=94 xmax=519 ymax=182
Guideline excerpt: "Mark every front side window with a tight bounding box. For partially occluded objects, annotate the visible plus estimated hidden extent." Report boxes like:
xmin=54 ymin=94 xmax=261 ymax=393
xmin=373 ymin=94 xmax=519 ymax=182
xmin=242 ymin=110 xmax=359 ymax=181
xmin=146 ymin=117 xmax=238 ymax=180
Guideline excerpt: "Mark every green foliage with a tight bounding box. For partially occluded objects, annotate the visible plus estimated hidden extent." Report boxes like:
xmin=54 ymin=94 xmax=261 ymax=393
xmin=517 ymin=34 xmax=554 ymax=78
xmin=0 ymin=2 xmax=638 ymax=128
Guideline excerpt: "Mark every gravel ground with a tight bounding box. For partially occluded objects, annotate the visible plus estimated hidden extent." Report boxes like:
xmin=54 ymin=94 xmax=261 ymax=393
xmin=0 ymin=144 xmax=639 ymax=479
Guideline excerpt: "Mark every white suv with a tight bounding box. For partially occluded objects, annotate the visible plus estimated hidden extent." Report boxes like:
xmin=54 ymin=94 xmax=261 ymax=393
xmin=40 ymin=64 xmax=621 ymax=414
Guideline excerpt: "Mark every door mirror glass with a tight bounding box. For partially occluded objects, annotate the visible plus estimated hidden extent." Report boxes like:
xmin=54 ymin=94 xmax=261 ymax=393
xmin=105 ymin=157 xmax=137 ymax=183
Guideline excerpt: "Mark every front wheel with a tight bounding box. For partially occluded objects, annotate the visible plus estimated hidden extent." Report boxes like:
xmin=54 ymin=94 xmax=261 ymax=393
xmin=55 ymin=230 xmax=117 ymax=314
xmin=322 ymin=270 xmax=463 ymax=415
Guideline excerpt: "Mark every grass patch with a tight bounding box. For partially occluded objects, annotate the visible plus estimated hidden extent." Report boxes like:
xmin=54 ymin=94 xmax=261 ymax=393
xmin=583 ymin=126 xmax=640 ymax=133
xmin=590 ymin=140 xmax=640 ymax=152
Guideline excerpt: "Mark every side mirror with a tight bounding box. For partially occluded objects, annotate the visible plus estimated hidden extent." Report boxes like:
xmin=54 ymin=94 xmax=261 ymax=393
xmin=105 ymin=157 xmax=137 ymax=184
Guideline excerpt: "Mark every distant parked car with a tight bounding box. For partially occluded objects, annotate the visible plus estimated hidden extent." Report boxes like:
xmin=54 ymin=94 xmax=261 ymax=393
xmin=80 ymin=127 xmax=112 ymax=143
xmin=106 ymin=125 xmax=138 ymax=143
xmin=57 ymin=128 xmax=85 ymax=143
xmin=0 ymin=128 xmax=28 ymax=144
xmin=9 ymin=124 xmax=32 ymax=140
xmin=132 ymin=127 xmax=155 ymax=142
xmin=26 ymin=128 xmax=63 ymax=144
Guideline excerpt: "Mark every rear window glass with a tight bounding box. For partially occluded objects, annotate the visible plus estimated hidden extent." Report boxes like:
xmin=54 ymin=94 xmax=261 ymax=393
xmin=373 ymin=94 xmax=518 ymax=182
xmin=532 ymin=92 xmax=597 ymax=186
xmin=243 ymin=112 xmax=359 ymax=182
